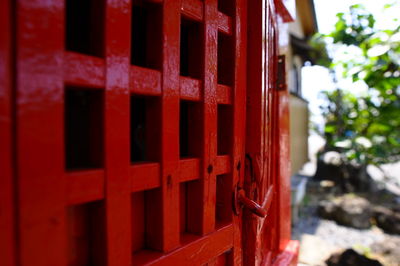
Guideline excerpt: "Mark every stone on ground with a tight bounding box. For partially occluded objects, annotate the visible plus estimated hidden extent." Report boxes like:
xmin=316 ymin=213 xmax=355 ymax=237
xmin=317 ymin=195 xmax=372 ymax=229
xmin=326 ymin=249 xmax=382 ymax=266
xmin=373 ymin=206 xmax=400 ymax=235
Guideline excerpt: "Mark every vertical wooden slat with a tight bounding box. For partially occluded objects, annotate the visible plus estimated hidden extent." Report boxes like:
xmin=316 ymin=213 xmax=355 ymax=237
xmin=0 ymin=0 xmax=15 ymax=265
xmin=259 ymin=5 xmax=276 ymax=263
xmin=16 ymin=0 xmax=67 ymax=265
xmin=264 ymin=5 xmax=279 ymax=260
xmin=243 ymin=1 xmax=263 ymax=263
xmin=201 ymin=0 xmax=218 ymax=235
xmin=246 ymin=19 xmax=268 ymax=264
xmin=186 ymin=0 xmax=218 ymax=235
xmin=277 ymin=85 xmax=292 ymax=252
xmin=231 ymin=0 xmax=247 ymax=264
xmin=104 ymin=0 xmax=132 ymax=265
xmin=269 ymin=12 xmax=291 ymax=253
xmin=157 ymin=0 xmax=181 ymax=251
xmin=266 ymin=0 xmax=274 ymax=263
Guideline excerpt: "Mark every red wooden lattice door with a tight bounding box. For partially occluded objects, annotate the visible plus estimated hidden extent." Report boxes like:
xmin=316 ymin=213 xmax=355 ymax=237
xmin=242 ymin=1 xmax=297 ymax=265
xmin=1 ymin=0 xmax=248 ymax=265
xmin=244 ymin=1 xmax=279 ymax=265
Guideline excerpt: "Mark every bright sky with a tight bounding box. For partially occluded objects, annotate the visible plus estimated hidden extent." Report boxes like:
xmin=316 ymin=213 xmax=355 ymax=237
xmin=302 ymin=0 xmax=399 ymax=130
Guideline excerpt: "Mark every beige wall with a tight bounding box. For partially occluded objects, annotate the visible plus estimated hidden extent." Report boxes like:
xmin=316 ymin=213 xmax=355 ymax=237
xmin=289 ymin=94 xmax=309 ymax=175
xmin=285 ymin=0 xmax=316 ymax=175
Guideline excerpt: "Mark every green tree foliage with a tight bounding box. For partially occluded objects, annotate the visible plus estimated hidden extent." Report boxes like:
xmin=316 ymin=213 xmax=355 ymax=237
xmin=316 ymin=4 xmax=400 ymax=166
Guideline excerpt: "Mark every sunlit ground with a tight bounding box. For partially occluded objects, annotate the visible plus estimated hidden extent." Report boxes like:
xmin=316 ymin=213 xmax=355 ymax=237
xmin=292 ymin=134 xmax=400 ymax=265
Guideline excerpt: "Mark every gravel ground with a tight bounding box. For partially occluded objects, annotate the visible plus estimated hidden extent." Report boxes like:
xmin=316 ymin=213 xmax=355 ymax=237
xmin=293 ymin=213 xmax=387 ymax=249
xmin=294 ymin=134 xmax=400 ymax=265
xmin=292 ymin=194 xmax=400 ymax=265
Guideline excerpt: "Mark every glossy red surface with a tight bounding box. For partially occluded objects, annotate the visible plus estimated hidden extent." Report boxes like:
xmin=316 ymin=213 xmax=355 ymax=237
xmin=272 ymin=240 xmax=300 ymax=266
xmin=238 ymin=189 xmax=269 ymax=218
xmin=104 ymin=1 xmax=132 ymax=265
xmin=241 ymin=0 xmax=297 ymax=265
xmin=0 ymin=1 xmax=15 ymax=265
xmin=17 ymin=0 xmax=67 ymax=265
xmin=2 ymin=0 xmax=297 ymax=265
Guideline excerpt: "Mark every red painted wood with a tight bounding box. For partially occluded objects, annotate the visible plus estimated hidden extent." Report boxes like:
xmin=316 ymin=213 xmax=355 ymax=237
xmin=128 ymin=0 xmax=245 ymax=262
xmin=64 ymin=52 xmax=105 ymax=88
xmin=217 ymin=12 xmax=233 ymax=35
xmin=131 ymin=163 xmax=161 ymax=192
xmin=181 ymin=0 xmax=203 ymax=21
xmin=216 ymin=84 xmax=232 ymax=104
xmin=215 ymin=155 xmax=231 ymax=175
xmin=132 ymin=225 xmax=234 ymax=265
xmin=67 ymin=170 xmax=105 ymax=205
xmin=267 ymin=7 xmax=282 ymax=257
xmin=67 ymin=201 xmax=106 ymax=266
xmin=274 ymin=0 xmax=296 ymax=23
xmin=244 ymin=0 xmax=266 ymax=264
xmin=232 ymin=0 xmax=248 ymax=264
xmin=238 ymin=190 xmax=268 ymax=218
xmin=0 ymin=0 xmax=15 ymax=265
xmin=277 ymin=73 xmax=292 ymax=253
xmin=104 ymin=0 xmax=132 ymax=265
xmin=131 ymin=66 xmax=162 ymax=96
xmin=16 ymin=0 xmax=67 ymax=265
xmin=4 ymin=0 xmax=299 ymax=264
xmin=206 ymin=251 xmax=231 ymax=266
xmin=179 ymin=158 xmax=200 ymax=182
xmin=258 ymin=3 xmax=282 ymax=262
xmin=189 ymin=0 xmax=219 ymax=235
xmin=131 ymin=191 xmax=145 ymax=253
xmin=154 ymin=225 xmax=233 ymax=265
xmin=241 ymin=0 xmax=295 ymax=265
xmin=180 ymin=76 xmax=201 ymax=101
xmin=272 ymin=240 xmax=300 ymax=266
xmin=158 ymin=0 xmax=181 ymax=252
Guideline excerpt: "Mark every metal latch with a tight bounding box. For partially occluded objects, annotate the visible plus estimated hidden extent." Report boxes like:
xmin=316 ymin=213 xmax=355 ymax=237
xmin=233 ymin=154 xmax=274 ymax=217
xmin=233 ymin=185 xmax=273 ymax=217
xmin=277 ymin=55 xmax=286 ymax=91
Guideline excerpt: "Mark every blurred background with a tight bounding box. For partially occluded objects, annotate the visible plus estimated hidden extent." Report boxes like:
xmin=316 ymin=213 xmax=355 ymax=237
xmin=288 ymin=0 xmax=400 ymax=265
